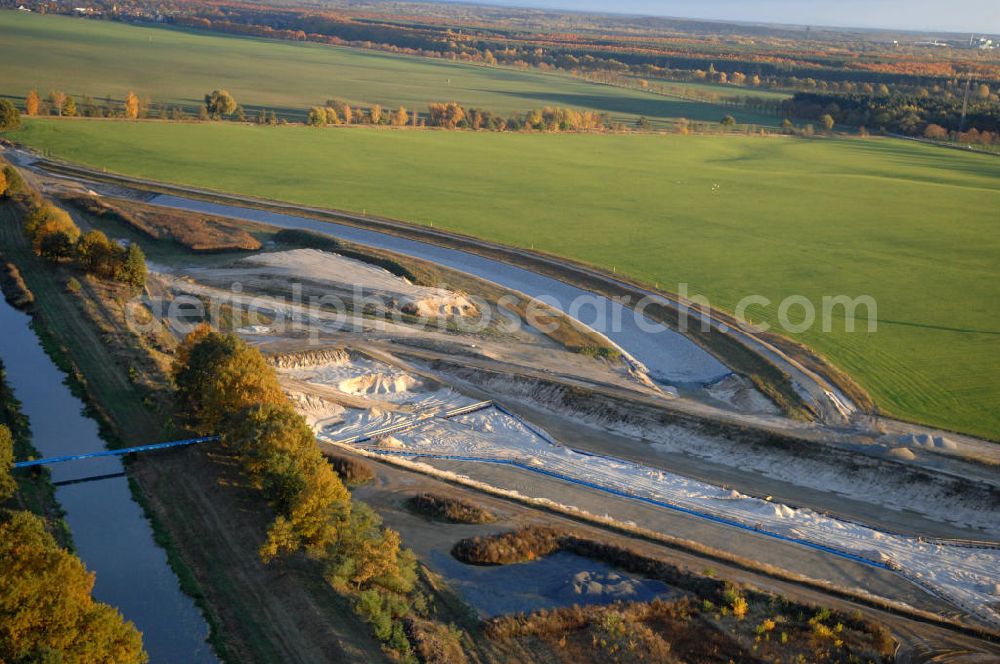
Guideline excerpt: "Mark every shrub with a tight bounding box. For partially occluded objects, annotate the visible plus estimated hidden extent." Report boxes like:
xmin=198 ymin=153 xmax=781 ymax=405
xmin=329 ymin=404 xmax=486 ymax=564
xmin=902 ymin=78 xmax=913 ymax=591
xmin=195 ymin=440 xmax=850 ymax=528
xmin=0 ymin=262 xmax=33 ymax=308
xmin=0 ymin=99 xmax=19 ymax=131
xmin=274 ymin=228 xmax=341 ymax=252
xmin=2 ymin=165 xmax=26 ymax=198
xmin=451 ymin=526 xmax=561 ymax=565
xmin=65 ymin=277 xmax=81 ymax=294
xmin=404 ymin=618 xmax=468 ymax=664
xmin=326 ymin=453 xmax=375 ymax=485
xmin=408 ymin=492 xmax=496 ymax=524
xmin=24 ymin=204 xmax=80 ymax=257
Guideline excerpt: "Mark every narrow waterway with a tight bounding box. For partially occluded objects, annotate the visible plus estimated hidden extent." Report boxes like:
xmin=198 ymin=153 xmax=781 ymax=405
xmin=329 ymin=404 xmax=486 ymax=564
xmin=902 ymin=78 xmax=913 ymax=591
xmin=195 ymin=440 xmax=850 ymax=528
xmin=150 ymin=194 xmax=731 ymax=385
xmin=0 ymin=297 xmax=217 ymax=664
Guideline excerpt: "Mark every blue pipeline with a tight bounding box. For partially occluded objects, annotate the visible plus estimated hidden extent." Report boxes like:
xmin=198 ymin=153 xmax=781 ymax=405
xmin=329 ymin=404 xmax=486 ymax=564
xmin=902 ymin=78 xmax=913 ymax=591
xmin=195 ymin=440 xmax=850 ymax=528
xmin=13 ymin=436 xmax=220 ymax=468
xmin=363 ymin=448 xmax=894 ymax=572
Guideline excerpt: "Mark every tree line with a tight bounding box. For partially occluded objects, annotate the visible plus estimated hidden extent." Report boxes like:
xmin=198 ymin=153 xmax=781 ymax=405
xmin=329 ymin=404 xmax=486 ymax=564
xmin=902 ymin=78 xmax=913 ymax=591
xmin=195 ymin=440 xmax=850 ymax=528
xmin=19 ymin=87 xmax=283 ymax=125
xmin=0 ymin=363 xmax=147 ymax=663
xmin=781 ymin=90 xmax=1000 ymax=144
xmin=308 ymin=99 xmax=613 ymax=131
xmin=171 ymin=326 xmax=426 ymax=660
xmin=50 ymin=0 xmax=996 ymax=98
xmin=2 ymin=162 xmax=148 ymax=291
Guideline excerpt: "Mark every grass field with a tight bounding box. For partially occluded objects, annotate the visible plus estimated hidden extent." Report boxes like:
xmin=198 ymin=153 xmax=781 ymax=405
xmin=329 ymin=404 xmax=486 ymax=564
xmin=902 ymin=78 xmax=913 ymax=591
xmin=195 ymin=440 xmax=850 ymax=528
xmin=10 ymin=118 xmax=1000 ymax=441
xmin=0 ymin=11 xmax=778 ymax=127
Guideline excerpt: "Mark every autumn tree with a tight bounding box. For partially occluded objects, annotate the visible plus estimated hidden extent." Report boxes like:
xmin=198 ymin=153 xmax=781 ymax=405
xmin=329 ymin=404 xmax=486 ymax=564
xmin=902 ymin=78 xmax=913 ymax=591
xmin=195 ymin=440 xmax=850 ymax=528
xmin=39 ymin=231 xmax=76 ymax=261
xmin=307 ymin=106 xmax=327 ymax=126
xmin=325 ymin=503 xmax=415 ymax=593
xmin=204 ymin=90 xmax=237 ymax=119
xmin=923 ymin=123 xmax=948 ymax=140
xmin=328 ymin=100 xmax=352 ymax=124
xmin=24 ymin=90 xmax=40 ymax=116
xmin=123 ymin=91 xmax=141 ymax=119
xmin=976 ymin=83 xmax=991 ymax=100
xmin=0 ymin=425 xmax=14 ymax=501
xmin=224 ymin=403 xmax=352 ymax=561
xmin=0 ymin=511 xmax=148 ymax=663
xmin=720 ymin=114 xmax=736 ymax=128
xmin=172 ymin=329 xmax=285 ymax=433
xmin=369 ymin=104 xmax=382 ymax=125
xmin=121 ymin=243 xmax=147 ymax=291
xmin=62 ymin=95 xmax=77 ymax=117
xmin=48 ymin=90 xmax=66 ymax=117
xmin=0 ymin=100 xmax=20 ymax=131
xmin=392 ymin=106 xmax=409 ymax=126
xmin=428 ymin=102 xmax=465 ymax=128
xmin=25 ymin=204 xmax=80 ymax=256
xmin=820 ymin=113 xmax=835 ymax=132
xmin=75 ymin=229 xmax=118 ymax=277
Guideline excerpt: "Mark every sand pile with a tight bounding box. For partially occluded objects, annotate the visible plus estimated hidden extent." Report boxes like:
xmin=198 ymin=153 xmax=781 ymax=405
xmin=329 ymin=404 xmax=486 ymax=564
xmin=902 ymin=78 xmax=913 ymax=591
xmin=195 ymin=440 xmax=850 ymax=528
xmin=339 ymin=373 xmax=421 ymax=396
xmin=554 ymin=570 xmax=667 ymax=604
xmin=270 ymin=349 xmax=351 ymax=370
xmin=378 ymin=436 xmax=406 ymax=449
xmin=887 ymin=447 xmax=918 ymax=461
xmin=243 ymin=249 xmax=478 ymax=318
xmin=897 ymin=433 xmax=957 ymax=451
xmin=286 ymin=391 xmax=346 ymax=429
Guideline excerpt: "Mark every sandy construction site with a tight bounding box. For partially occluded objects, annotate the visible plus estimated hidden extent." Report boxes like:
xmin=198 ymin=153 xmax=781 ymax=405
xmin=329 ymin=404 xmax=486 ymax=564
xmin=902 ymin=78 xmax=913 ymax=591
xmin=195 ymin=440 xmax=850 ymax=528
xmin=135 ymin=215 xmax=1000 ymax=633
xmin=23 ymin=163 xmax=1000 ymax=639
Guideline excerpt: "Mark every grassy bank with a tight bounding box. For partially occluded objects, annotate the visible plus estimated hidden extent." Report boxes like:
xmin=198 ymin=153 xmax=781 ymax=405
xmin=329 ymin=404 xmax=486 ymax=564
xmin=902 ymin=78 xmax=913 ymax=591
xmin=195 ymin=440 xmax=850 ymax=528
xmin=12 ymin=118 xmax=1000 ymax=439
xmin=0 ymin=11 xmax=776 ymax=127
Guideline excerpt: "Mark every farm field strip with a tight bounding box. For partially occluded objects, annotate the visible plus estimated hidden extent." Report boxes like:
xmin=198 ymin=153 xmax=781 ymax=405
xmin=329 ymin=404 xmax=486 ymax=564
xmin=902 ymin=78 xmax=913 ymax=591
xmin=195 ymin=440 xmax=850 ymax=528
xmin=0 ymin=11 xmax=777 ymax=127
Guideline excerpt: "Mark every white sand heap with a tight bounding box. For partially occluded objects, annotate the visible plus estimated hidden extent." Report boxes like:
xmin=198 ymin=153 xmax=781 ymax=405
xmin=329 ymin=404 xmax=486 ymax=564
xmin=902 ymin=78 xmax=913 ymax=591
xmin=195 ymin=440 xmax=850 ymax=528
xmin=339 ymin=373 xmax=421 ymax=396
xmin=897 ymin=433 xmax=958 ymax=451
xmin=243 ymin=249 xmax=477 ymax=318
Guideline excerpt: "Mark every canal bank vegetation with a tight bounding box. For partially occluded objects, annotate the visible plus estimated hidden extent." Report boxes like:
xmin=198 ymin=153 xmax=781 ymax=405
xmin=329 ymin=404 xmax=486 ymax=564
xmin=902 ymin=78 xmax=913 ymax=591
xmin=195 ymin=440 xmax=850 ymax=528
xmin=172 ymin=324 xmax=458 ymax=661
xmin=458 ymin=527 xmax=896 ymax=663
xmin=0 ymin=360 xmax=65 ymax=539
xmin=0 ymin=387 xmax=147 ymax=663
xmin=1 ymin=165 xmax=148 ymax=293
xmin=0 ymin=166 xmax=402 ymax=662
xmin=0 ymin=259 xmax=33 ymax=309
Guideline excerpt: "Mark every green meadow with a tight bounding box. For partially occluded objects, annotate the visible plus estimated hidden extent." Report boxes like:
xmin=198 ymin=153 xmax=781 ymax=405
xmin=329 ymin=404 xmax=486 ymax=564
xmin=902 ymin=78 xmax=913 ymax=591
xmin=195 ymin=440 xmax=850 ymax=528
xmin=0 ymin=11 xmax=776 ymax=127
xmin=11 ymin=118 xmax=999 ymax=440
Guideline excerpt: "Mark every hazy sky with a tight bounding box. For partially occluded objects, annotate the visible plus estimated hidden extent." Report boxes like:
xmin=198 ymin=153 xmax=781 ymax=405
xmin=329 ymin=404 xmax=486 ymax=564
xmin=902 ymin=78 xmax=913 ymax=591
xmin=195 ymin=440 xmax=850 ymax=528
xmin=463 ymin=0 xmax=1000 ymax=34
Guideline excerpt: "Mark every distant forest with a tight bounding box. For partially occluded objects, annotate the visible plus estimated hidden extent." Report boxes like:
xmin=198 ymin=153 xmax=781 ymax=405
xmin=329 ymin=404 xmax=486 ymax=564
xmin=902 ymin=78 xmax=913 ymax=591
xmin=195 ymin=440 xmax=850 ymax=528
xmin=8 ymin=0 xmax=1000 ymax=139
